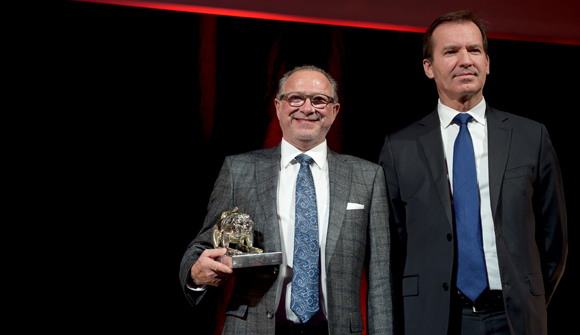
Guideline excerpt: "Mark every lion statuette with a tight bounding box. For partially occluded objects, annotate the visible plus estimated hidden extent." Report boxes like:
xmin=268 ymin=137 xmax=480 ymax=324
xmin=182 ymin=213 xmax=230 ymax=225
xmin=213 ymin=207 xmax=263 ymax=255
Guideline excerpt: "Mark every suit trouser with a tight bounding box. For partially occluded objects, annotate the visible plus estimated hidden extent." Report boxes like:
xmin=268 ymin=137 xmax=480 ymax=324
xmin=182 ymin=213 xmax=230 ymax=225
xmin=449 ymin=291 xmax=510 ymax=335
xmin=456 ymin=309 xmax=509 ymax=335
xmin=275 ymin=322 xmax=329 ymax=335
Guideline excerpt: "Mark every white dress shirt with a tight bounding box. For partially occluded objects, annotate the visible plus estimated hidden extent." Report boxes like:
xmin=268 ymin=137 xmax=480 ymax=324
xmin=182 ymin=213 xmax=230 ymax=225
xmin=276 ymin=138 xmax=330 ymax=324
xmin=438 ymin=98 xmax=502 ymax=290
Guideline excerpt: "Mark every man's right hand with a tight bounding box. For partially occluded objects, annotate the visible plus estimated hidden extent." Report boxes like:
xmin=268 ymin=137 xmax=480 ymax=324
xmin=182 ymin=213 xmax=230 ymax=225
xmin=190 ymin=248 xmax=234 ymax=287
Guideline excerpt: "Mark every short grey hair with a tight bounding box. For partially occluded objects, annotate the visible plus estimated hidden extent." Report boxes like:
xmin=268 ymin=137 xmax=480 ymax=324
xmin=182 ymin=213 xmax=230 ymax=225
xmin=276 ymin=65 xmax=339 ymax=103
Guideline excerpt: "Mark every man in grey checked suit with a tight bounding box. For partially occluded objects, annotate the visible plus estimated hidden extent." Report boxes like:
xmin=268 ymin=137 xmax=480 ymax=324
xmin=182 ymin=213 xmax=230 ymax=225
xmin=180 ymin=65 xmax=393 ymax=334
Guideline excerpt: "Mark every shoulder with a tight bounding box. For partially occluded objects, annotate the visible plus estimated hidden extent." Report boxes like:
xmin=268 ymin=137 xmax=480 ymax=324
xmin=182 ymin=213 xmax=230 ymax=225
xmin=487 ymin=106 xmax=547 ymax=134
xmin=329 ymin=151 xmax=381 ymax=171
xmin=386 ymin=109 xmax=439 ymax=142
xmin=225 ymin=146 xmax=280 ymax=163
xmin=487 ymin=106 xmax=539 ymax=125
xmin=216 ymin=146 xmax=280 ymax=177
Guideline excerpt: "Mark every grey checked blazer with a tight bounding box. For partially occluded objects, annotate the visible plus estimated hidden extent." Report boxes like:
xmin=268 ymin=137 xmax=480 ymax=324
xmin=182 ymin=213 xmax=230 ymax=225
xmin=180 ymin=144 xmax=393 ymax=334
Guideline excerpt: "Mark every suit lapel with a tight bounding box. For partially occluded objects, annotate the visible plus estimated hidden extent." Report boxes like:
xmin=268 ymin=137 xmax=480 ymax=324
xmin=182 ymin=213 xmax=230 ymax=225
xmin=486 ymin=106 xmax=511 ymax=219
xmin=256 ymin=145 xmax=282 ymax=253
xmin=418 ymin=110 xmax=454 ymax=227
xmin=325 ymin=150 xmax=351 ymax=268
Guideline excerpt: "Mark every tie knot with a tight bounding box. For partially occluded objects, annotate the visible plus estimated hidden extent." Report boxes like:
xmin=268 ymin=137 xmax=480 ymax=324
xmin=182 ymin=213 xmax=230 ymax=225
xmin=454 ymin=113 xmax=473 ymax=125
xmin=295 ymin=154 xmax=314 ymax=167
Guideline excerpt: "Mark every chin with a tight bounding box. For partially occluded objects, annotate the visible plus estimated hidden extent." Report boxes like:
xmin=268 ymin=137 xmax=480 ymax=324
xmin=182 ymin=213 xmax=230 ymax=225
xmin=292 ymin=128 xmax=318 ymax=139
xmin=295 ymin=134 xmax=318 ymax=142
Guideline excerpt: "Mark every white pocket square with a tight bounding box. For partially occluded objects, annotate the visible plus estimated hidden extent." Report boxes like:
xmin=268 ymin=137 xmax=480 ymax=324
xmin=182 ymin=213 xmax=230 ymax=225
xmin=347 ymin=203 xmax=364 ymax=210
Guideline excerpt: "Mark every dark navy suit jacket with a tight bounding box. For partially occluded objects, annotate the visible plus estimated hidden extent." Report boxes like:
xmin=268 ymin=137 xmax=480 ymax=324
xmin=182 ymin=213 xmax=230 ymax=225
xmin=379 ymin=105 xmax=567 ymax=335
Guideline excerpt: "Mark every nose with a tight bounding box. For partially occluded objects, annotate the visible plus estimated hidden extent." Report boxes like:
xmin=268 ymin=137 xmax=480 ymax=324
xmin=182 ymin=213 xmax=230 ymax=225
xmin=458 ymin=48 xmax=473 ymax=68
xmin=300 ymin=97 xmax=315 ymax=114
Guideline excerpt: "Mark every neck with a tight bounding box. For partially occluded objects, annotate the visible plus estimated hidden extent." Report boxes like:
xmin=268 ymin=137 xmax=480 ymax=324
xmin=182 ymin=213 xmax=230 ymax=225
xmin=284 ymin=137 xmax=324 ymax=153
xmin=439 ymin=93 xmax=483 ymax=113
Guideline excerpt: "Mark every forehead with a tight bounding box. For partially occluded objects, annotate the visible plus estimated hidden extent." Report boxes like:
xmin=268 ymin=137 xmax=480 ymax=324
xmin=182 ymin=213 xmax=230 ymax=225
xmin=431 ymin=22 xmax=483 ymax=49
xmin=284 ymin=70 xmax=332 ymax=94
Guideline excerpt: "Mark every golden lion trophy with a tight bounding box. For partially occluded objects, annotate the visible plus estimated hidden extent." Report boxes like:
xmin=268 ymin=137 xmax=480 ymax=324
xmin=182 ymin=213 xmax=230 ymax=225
xmin=213 ymin=207 xmax=282 ymax=268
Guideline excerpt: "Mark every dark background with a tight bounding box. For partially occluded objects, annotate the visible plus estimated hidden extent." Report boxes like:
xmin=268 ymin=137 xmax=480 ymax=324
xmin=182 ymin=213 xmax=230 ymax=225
xmin=61 ymin=1 xmax=577 ymax=333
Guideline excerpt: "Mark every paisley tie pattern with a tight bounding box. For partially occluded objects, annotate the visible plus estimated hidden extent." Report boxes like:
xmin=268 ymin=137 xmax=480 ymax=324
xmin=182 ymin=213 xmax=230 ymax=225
xmin=291 ymin=154 xmax=320 ymax=323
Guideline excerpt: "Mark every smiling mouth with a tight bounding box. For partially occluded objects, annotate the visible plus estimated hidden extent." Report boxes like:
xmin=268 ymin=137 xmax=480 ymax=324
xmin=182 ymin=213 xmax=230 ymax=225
xmin=291 ymin=115 xmax=320 ymax=123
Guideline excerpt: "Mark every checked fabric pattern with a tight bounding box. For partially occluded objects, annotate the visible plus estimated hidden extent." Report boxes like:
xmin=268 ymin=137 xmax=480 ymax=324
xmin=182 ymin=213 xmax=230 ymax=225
xmin=291 ymin=154 xmax=320 ymax=323
xmin=453 ymin=113 xmax=488 ymax=302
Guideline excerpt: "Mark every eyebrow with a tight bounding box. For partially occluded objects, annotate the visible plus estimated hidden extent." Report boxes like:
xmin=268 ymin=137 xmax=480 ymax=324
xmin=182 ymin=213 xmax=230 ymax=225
xmin=442 ymin=43 xmax=483 ymax=50
xmin=287 ymin=91 xmax=332 ymax=97
xmin=441 ymin=44 xmax=483 ymax=54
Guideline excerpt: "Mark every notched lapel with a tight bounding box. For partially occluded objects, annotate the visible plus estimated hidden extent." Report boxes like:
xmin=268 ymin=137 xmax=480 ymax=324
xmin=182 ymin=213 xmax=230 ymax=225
xmin=486 ymin=107 xmax=512 ymax=218
xmin=256 ymin=146 xmax=282 ymax=253
xmin=418 ymin=111 xmax=453 ymax=227
xmin=326 ymin=151 xmax=351 ymax=268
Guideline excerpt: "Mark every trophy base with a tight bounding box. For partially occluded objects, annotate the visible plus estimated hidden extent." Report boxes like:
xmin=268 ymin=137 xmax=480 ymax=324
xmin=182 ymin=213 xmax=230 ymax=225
xmin=218 ymin=251 xmax=282 ymax=269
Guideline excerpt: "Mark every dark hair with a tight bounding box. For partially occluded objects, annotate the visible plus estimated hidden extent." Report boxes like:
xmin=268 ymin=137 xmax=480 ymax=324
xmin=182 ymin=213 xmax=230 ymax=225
xmin=276 ymin=65 xmax=338 ymax=103
xmin=423 ymin=10 xmax=488 ymax=61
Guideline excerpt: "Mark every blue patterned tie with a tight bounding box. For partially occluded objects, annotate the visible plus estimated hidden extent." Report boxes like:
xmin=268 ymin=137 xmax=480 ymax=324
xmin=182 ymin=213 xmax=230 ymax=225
xmin=453 ymin=113 xmax=488 ymax=302
xmin=291 ymin=154 xmax=320 ymax=323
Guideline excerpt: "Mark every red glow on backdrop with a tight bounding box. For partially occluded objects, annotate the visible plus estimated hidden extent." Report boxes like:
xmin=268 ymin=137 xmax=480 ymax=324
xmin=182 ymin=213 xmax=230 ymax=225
xmin=73 ymin=0 xmax=580 ymax=45
xmin=72 ymin=0 xmax=425 ymax=33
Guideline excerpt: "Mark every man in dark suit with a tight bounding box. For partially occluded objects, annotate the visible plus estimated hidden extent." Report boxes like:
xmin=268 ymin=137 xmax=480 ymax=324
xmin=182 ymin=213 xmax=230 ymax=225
xmin=181 ymin=65 xmax=393 ymax=334
xmin=379 ymin=10 xmax=567 ymax=335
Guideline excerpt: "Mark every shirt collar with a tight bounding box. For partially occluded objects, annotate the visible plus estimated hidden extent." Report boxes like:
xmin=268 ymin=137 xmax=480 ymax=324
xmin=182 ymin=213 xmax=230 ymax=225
xmin=438 ymin=97 xmax=487 ymax=128
xmin=281 ymin=138 xmax=327 ymax=170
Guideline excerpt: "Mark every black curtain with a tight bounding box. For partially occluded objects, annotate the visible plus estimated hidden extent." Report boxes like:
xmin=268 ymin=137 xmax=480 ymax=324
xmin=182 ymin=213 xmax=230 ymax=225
xmin=62 ymin=1 xmax=577 ymax=333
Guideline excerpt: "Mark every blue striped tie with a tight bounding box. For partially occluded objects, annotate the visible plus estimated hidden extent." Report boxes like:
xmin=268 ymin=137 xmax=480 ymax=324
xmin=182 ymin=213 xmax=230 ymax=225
xmin=453 ymin=113 xmax=488 ymax=302
xmin=291 ymin=154 xmax=320 ymax=323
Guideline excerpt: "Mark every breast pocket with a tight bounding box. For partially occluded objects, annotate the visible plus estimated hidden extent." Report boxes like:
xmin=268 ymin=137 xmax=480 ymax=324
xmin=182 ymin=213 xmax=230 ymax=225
xmin=343 ymin=209 xmax=367 ymax=253
xmin=503 ymin=165 xmax=534 ymax=197
xmin=503 ymin=165 xmax=533 ymax=180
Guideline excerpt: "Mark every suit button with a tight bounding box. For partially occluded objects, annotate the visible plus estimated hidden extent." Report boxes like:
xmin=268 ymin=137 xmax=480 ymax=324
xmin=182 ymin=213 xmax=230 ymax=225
xmin=443 ymin=283 xmax=449 ymax=291
xmin=447 ymin=233 xmax=452 ymax=241
xmin=267 ymin=311 xmax=274 ymax=319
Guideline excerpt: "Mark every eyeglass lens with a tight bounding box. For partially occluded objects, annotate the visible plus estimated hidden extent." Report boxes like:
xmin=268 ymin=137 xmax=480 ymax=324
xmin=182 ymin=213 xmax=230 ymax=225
xmin=286 ymin=93 xmax=330 ymax=108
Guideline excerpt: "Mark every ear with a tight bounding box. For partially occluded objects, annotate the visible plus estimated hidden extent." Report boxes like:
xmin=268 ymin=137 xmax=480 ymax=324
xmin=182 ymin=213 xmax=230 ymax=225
xmin=423 ymin=58 xmax=435 ymax=79
xmin=486 ymin=55 xmax=490 ymax=75
xmin=274 ymin=98 xmax=281 ymax=120
xmin=326 ymin=102 xmax=340 ymax=125
xmin=332 ymin=102 xmax=340 ymax=119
